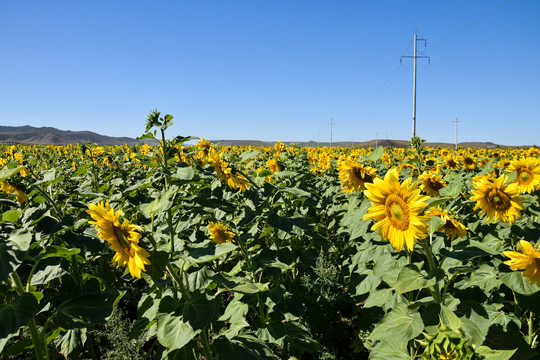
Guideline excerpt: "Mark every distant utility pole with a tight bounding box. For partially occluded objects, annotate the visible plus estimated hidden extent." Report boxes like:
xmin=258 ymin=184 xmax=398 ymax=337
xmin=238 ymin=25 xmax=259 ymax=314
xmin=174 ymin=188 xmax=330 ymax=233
xmin=317 ymin=129 xmax=320 ymax=147
xmin=454 ymin=118 xmax=460 ymax=149
xmin=401 ymin=32 xmax=430 ymax=138
xmin=375 ymin=133 xmax=378 ymax=148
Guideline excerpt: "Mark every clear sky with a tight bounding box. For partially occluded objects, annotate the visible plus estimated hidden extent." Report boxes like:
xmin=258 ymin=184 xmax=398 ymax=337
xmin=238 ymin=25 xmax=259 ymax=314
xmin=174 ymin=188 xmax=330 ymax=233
xmin=1 ymin=1 xmax=539 ymax=146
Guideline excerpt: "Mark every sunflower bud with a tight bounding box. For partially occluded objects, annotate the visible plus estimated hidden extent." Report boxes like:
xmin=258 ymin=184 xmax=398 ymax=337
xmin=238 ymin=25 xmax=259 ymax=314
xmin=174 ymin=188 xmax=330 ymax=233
xmin=417 ymin=325 xmax=477 ymax=360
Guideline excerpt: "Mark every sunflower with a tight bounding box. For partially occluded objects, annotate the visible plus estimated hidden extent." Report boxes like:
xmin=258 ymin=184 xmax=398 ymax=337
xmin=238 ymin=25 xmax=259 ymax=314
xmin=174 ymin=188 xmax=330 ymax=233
xmin=461 ymin=154 xmax=476 ymax=171
xmin=363 ymin=168 xmax=430 ymax=252
xmin=208 ymin=222 xmax=235 ymax=244
xmin=470 ymin=175 xmax=525 ymax=224
xmin=338 ymin=158 xmax=377 ymax=193
xmin=418 ymin=172 xmax=446 ymax=197
xmin=443 ymin=156 xmax=460 ymax=170
xmin=426 ymin=207 xmax=467 ymax=240
xmin=506 ymin=157 xmax=540 ymax=194
xmin=0 ymin=181 xmax=27 ymax=204
xmin=87 ymin=201 xmax=150 ymax=279
xmin=195 ymin=138 xmax=213 ymax=165
xmin=504 ymin=240 xmax=540 ymax=286
xmin=267 ymin=158 xmax=281 ymax=173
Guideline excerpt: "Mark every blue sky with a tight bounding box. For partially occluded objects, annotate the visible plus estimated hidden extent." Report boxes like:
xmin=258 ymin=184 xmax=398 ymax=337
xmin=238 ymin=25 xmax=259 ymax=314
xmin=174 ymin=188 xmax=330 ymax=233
xmin=1 ymin=1 xmax=539 ymax=146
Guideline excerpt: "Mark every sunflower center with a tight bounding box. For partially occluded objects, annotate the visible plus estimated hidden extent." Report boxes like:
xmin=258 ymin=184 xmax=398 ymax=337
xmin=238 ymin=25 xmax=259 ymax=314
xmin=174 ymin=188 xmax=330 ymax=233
xmin=113 ymin=226 xmax=132 ymax=251
xmin=429 ymin=179 xmax=444 ymax=190
xmin=385 ymin=195 xmax=410 ymax=230
xmin=487 ymin=189 xmax=511 ymax=210
xmin=518 ymin=170 xmax=532 ymax=185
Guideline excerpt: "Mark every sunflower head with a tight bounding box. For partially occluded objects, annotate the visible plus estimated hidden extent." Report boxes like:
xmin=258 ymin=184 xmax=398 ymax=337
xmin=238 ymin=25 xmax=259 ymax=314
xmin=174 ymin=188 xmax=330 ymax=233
xmin=363 ymin=168 xmax=430 ymax=252
xmin=506 ymin=157 xmax=540 ymax=194
xmin=87 ymin=201 xmax=150 ymax=279
xmin=338 ymin=158 xmax=377 ymax=193
xmin=470 ymin=175 xmax=525 ymax=224
xmin=419 ymin=172 xmax=446 ymax=197
xmin=426 ymin=207 xmax=467 ymax=241
xmin=504 ymin=240 xmax=540 ymax=286
xmin=208 ymin=222 xmax=235 ymax=244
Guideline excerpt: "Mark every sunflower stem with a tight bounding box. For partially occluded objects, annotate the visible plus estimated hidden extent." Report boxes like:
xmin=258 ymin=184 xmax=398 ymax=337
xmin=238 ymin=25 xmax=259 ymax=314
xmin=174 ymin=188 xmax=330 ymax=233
xmin=420 ymin=239 xmax=441 ymax=304
xmin=165 ymin=261 xmax=191 ymax=301
xmin=200 ymin=326 xmax=214 ymax=360
xmin=11 ymin=272 xmax=46 ymax=360
xmin=528 ymin=311 xmax=534 ymax=345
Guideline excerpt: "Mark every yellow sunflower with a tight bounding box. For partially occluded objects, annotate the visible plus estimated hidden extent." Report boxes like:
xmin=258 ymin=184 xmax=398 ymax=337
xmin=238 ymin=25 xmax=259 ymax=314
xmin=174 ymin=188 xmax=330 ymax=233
xmin=470 ymin=175 xmax=525 ymax=224
xmin=338 ymin=158 xmax=377 ymax=193
xmin=506 ymin=157 xmax=540 ymax=194
xmin=208 ymin=221 xmax=235 ymax=244
xmin=426 ymin=207 xmax=467 ymax=240
xmin=267 ymin=158 xmax=281 ymax=173
xmin=0 ymin=181 xmax=28 ymax=204
xmin=363 ymin=168 xmax=430 ymax=252
xmin=87 ymin=201 xmax=151 ymax=279
xmin=504 ymin=240 xmax=540 ymax=286
xmin=418 ymin=172 xmax=447 ymax=197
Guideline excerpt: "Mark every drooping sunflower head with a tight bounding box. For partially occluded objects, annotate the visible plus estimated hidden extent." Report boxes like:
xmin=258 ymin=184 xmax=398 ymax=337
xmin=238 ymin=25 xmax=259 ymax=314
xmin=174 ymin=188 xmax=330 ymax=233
xmin=470 ymin=175 xmax=525 ymax=224
xmin=418 ymin=172 xmax=447 ymax=197
xmin=363 ymin=168 xmax=430 ymax=252
xmin=506 ymin=157 xmax=540 ymax=194
xmin=208 ymin=221 xmax=235 ymax=244
xmin=426 ymin=207 xmax=467 ymax=241
xmin=87 ymin=201 xmax=150 ymax=279
xmin=504 ymin=240 xmax=540 ymax=286
xmin=267 ymin=158 xmax=281 ymax=173
xmin=338 ymin=158 xmax=377 ymax=193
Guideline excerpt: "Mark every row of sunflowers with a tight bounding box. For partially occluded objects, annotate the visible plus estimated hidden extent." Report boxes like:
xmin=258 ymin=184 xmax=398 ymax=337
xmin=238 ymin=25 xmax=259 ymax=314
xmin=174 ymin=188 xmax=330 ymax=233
xmin=1 ymin=112 xmax=540 ymax=359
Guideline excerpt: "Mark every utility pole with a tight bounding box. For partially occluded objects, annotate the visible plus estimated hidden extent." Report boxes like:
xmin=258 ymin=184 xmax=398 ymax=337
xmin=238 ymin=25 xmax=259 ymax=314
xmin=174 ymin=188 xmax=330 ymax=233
xmin=454 ymin=118 xmax=460 ymax=149
xmin=317 ymin=129 xmax=320 ymax=147
xmin=401 ymin=32 xmax=430 ymax=138
xmin=375 ymin=133 xmax=378 ymax=148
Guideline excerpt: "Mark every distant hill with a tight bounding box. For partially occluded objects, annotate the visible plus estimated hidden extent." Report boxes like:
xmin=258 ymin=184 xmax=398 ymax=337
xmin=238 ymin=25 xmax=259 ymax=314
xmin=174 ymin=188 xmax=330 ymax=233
xmin=0 ymin=125 xmax=516 ymax=148
xmin=211 ymin=139 xmax=505 ymax=149
xmin=0 ymin=125 xmax=148 ymax=145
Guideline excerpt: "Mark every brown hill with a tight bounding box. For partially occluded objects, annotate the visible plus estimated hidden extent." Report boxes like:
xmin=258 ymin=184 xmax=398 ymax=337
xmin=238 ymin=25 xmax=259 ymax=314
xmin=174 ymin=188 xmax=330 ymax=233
xmin=0 ymin=125 xmax=148 ymax=145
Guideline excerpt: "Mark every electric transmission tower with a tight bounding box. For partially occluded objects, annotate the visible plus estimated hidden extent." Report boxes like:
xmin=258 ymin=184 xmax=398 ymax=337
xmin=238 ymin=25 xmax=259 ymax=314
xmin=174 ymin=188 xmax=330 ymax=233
xmin=454 ymin=118 xmax=460 ymax=149
xmin=401 ymin=32 xmax=430 ymax=138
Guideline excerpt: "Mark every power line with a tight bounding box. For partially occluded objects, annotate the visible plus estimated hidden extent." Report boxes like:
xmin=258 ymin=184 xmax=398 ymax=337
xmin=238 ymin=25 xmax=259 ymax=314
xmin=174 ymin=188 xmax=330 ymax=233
xmin=428 ymin=0 xmax=516 ymax=51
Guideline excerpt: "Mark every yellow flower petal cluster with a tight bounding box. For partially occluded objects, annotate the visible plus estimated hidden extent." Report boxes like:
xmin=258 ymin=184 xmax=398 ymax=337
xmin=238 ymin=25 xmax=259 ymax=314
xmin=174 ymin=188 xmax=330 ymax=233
xmin=207 ymin=148 xmax=249 ymax=192
xmin=0 ymin=181 xmax=28 ymax=204
xmin=506 ymin=157 xmax=540 ymax=194
xmin=208 ymin=221 xmax=235 ymax=244
xmin=470 ymin=175 xmax=525 ymax=224
xmin=338 ymin=158 xmax=377 ymax=193
xmin=504 ymin=240 xmax=540 ymax=286
xmin=87 ymin=201 xmax=150 ymax=279
xmin=363 ymin=168 xmax=429 ymax=252
xmin=426 ymin=207 xmax=467 ymax=240
xmin=418 ymin=172 xmax=446 ymax=197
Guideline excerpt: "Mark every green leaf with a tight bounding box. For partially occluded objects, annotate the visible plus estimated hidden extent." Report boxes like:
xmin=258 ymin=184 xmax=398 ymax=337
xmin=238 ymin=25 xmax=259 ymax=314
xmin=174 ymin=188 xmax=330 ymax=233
xmin=369 ymin=303 xmax=424 ymax=343
xmin=30 ymin=263 xmax=68 ymax=285
xmin=428 ymin=215 xmax=446 ymax=236
xmin=439 ymin=177 xmax=462 ymax=198
xmin=156 ymin=290 xmax=216 ymax=350
xmin=500 ymin=271 xmax=539 ymax=295
xmin=0 ymin=293 xmax=39 ymax=339
xmin=0 ymin=229 xmax=32 ymax=283
xmin=364 ymin=288 xmax=395 ymax=308
xmin=140 ymin=186 xmax=178 ymax=217
xmin=369 ymin=340 xmax=411 ymax=360
xmin=213 ymin=334 xmax=280 ymax=359
xmin=394 ymin=264 xmax=443 ymax=295
xmin=367 ymin=146 xmax=384 ymax=163
xmin=281 ymin=187 xmax=311 ymax=198
xmin=1 ymin=210 xmax=21 ymax=223
xmin=172 ymin=166 xmax=195 ymax=180
xmin=54 ymin=328 xmax=87 ymax=359
xmin=476 ymin=346 xmax=516 ymax=360
xmin=57 ymin=290 xmax=120 ymax=329
xmin=185 ymin=240 xmax=237 ymax=265
xmin=35 ymin=245 xmax=81 ymax=261
xmin=440 ymin=304 xmax=461 ymax=332
xmin=0 ymin=167 xmax=24 ymax=181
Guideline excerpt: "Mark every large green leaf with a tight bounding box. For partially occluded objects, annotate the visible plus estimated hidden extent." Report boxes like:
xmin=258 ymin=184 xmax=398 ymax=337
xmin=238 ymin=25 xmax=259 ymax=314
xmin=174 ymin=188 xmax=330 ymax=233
xmin=56 ymin=290 xmax=120 ymax=329
xmin=500 ymin=271 xmax=539 ymax=295
xmin=0 ymin=293 xmax=39 ymax=340
xmin=0 ymin=229 xmax=32 ymax=283
xmin=369 ymin=303 xmax=424 ymax=343
xmin=369 ymin=340 xmax=411 ymax=360
xmin=140 ymin=186 xmax=178 ymax=217
xmin=213 ymin=334 xmax=280 ymax=359
xmin=54 ymin=328 xmax=87 ymax=359
xmin=393 ymin=264 xmax=443 ymax=294
xmin=156 ymin=290 xmax=216 ymax=350
xmin=185 ymin=240 xmax=237 ymax=265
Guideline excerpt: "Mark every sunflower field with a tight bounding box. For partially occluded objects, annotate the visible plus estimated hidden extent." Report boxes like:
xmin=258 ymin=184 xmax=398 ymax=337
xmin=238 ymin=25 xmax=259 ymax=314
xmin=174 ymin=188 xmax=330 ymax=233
xmin=2 ymin=111 xmax=540 ymax=359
